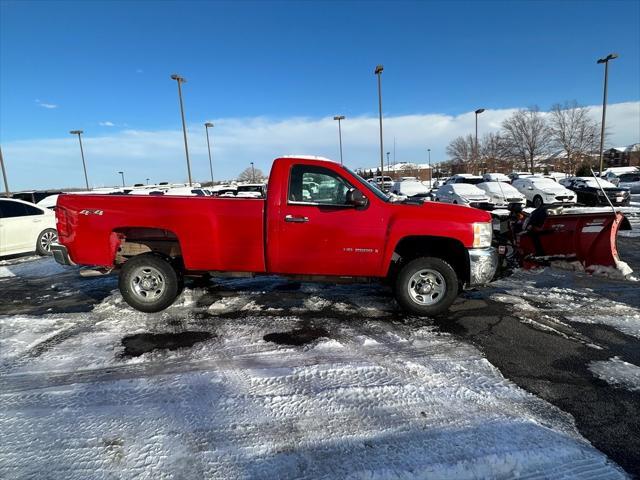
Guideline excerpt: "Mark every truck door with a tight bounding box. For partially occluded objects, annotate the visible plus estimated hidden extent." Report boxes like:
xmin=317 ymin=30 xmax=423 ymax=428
xmin=271 ymin=163 xmax=385 ymax=277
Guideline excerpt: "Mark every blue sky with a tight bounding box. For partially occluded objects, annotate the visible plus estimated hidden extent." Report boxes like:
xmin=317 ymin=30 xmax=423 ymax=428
xmin=1 ymin=0 xmax=639 ymax=189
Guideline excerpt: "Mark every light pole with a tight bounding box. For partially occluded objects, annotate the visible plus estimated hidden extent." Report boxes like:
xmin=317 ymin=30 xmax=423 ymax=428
xmin=250 ymin=162 xmax=255 ymax=183
xmin=597 ymin=53 xmax=618 ymax=175
xmin=375 ymin=65 xmax=384 ymax=177
xmin=474 ymin=108 xmax=485 ymax=174
xmin=204 ymin=122 xmax=214 ymax=184
xmin=171 ymin=73 xmax=193 ymax=186
xmin=118 ymin=171 xmax=125 ymax=187
xmin=386 ymin=152 xmax=390 ymax=174
xmin=0 ymin=147 xmax=9 ymax=197
xmin=427 ymin=148 xmax=431 ymax=188
xmin=69 ymin=130 xmax=89 ymax=190
xmin=146 ymin=178 xmax=150 ymax=185
xmin=333 ymin=115 xmax=345 ymax=165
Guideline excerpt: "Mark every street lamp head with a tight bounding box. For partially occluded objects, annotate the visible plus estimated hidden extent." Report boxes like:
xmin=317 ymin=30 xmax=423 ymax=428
xmin=170 ymin=73 xmax=186 ymax=82
xmin=118 ymin=171 xmax=123 ymax=174
xmin=333 ymin=115 xmax=345 ymax=121
xmin=204 ymin=122 xmax=214 ymax=128
xmin=475 ymin=108 xmax=485 ymax=114
xmin=69 ymin=130 xmax=83 ymax=135
xmin=374 ymin=65 xmax=384 ymax=75
xmin=597 ymin=53 xmax=619 ymax=63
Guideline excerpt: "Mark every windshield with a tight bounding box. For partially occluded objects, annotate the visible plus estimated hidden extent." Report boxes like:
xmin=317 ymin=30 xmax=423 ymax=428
xmin=582 ymin=179 xmax=617 ymax=189
xmin=451 ymin=184 xmax=484 ymax=194
xmin=531 ymin=179 xmax=560 ymax=188
xmin=345 ymin=167 xmax=391 ymax=202
xmin=460 ymin=178 xmax=484 ymax=185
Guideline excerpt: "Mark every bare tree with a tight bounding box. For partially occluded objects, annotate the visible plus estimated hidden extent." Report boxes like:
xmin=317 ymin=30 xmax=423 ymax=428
xmin=446 ymin=134 xmax=475 ymax=172
xmin=480 ymin=132 xmax=511 ymax=172
xmin=501 ymin=107 xmax=551 ymax=172
xmin=238 ymin=167 xmax=264 ymax=182
xmin=549 ymin=101 xmax=599 ymax=174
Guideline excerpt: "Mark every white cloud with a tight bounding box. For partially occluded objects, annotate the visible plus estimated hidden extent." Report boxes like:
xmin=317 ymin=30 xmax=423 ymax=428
xmin=99 ymin=121 xmax=115 ymax=127
xmin=3 ymin=102 xmax=639 ymax=191
xmin=35 ymin=99 xmax=58 ymax=109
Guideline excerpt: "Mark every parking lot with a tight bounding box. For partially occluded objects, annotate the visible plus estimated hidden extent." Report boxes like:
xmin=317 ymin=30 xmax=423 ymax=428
xmin=1 ymin=210 xmax=639 ymax=478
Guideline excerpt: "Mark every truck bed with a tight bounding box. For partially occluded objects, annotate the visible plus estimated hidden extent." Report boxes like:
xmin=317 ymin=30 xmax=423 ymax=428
xmin=56 ymin=194 xmax=266 ymax=272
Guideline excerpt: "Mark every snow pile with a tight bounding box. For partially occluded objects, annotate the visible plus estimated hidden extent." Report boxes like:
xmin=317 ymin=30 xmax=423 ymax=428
xmin=589 ymin=357 xmax=640 ymax=392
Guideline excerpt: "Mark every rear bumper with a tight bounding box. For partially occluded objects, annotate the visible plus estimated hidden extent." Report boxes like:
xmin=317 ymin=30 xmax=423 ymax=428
xmin=50 ymin=243 xmax=75 ymax=266
xmin=468 ymin=247 xmax=498 ymax=286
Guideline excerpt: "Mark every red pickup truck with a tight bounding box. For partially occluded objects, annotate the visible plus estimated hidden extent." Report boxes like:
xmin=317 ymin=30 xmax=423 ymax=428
xmin=52 ymin=156 xmax=497 ymax=315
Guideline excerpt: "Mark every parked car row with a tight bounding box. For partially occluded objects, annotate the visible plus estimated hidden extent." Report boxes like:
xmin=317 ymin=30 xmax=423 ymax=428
xmin=429 ymin=170 xmax=636 ymax=208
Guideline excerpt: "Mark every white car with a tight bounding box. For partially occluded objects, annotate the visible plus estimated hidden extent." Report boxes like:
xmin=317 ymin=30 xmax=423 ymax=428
xmin=482 ymin=172 xmax=511 ymax=183
xmin=508 ymin=171 xmax=533 ymax=181
xmin=477 ymin=181 xmax=526 ymax=207
xmin=512 ymin=177 xmax=577 ymax=208
xmin=390 ymin=180 xmax=431 ymax=199
xmin=445 ymin=174 xmax=484 ymax=185
xmin=616 ymin=172 xmax=640 ymax=194
xmin=434 ymin=183 xmax=493 ymax=209
xmin=0 ymin=198 xmax=58 ymax=256
xmin=163 ymin=187 xmax=210 ymax=196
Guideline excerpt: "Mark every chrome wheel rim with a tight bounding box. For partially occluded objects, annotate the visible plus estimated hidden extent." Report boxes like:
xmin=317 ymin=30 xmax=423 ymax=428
xmin=130 ymin=266 xmax=166 ymax=301
xmin=40 ymin=230 xmax=58 ymax=252
xmin=407 ymin=269 xmax=446 ymax=306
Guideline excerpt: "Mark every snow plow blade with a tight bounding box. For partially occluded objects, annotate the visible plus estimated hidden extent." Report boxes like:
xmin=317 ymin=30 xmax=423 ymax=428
xmin=518 ymin=211 xmax=631 ymax=271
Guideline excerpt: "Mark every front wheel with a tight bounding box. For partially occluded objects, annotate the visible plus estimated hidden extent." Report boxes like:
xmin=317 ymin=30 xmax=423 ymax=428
xmin=36 ymin=228 xmax=58 ymax=255
xmin=119 ymin=254 xmax=180 ymax=312
xmin=533 ymin=195 xmax=544 ymax=208
xmin=394 ymin=257 xmax=459 ymax=316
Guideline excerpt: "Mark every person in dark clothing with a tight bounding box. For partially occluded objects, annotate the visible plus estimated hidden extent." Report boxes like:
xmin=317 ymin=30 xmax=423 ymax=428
xmin=523 ymin=205 xmax=549 ymax=256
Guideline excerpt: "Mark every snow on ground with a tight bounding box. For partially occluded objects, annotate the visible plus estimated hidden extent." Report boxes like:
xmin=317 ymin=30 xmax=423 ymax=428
xmin=489 ymin=267 xmax=640 ymax=341
xmin=589 ymin=357 xmax=640 ymax=392
xmin=0 ymin=257 xmax=626 ymax=479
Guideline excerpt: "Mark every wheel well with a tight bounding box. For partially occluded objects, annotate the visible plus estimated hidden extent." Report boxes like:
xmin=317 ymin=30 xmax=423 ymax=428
xmin=390 ymin=236 xmax=469 ymax=285
xmin=113 ymin=227 xmax=182 ymax=265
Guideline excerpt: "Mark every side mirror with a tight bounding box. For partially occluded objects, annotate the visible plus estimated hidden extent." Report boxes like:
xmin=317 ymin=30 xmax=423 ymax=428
xmin=347 ymin=188 xmax=369 ymax=208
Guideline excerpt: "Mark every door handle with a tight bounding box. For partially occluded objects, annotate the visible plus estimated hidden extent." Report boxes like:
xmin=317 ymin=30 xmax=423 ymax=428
xmin=33 ymin=219 xmax=42 ymax=223
xmin=285 ymin=214 xmax=309 ymax=223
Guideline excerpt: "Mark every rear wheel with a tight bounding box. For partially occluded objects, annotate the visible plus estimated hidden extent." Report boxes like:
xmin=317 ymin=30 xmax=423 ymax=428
xmin=119 ymin=254 xmax=180 ymax=312
xmin=394 ymin=257 xmax=459 ymax=316
xmin=533 ymin=195 xmax=544 ymax=208
xmin=36 ymin=228 xmax=58 ymax=256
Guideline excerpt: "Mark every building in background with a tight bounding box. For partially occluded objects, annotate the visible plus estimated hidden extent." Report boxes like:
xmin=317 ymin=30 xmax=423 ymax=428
xmin=358 ymin=162 xmax=432 ymax=181
xmin=603 ymin=143 xmax=640 ymax=168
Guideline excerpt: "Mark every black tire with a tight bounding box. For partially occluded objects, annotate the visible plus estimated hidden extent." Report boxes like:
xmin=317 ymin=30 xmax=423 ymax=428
xmin=36 ymin=228 xmax=58 ymax=256
xmin=394 ymin=257 xmax=459 ymax=316
xmin=533 ymin=195 xmax=543 ymax=208
xmin=119 ymin=254 xmax=180 ymax=312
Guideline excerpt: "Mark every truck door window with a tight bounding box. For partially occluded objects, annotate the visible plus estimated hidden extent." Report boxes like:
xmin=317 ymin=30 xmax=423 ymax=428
xmin=289 ymin=165 xmax=352 ymax=205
